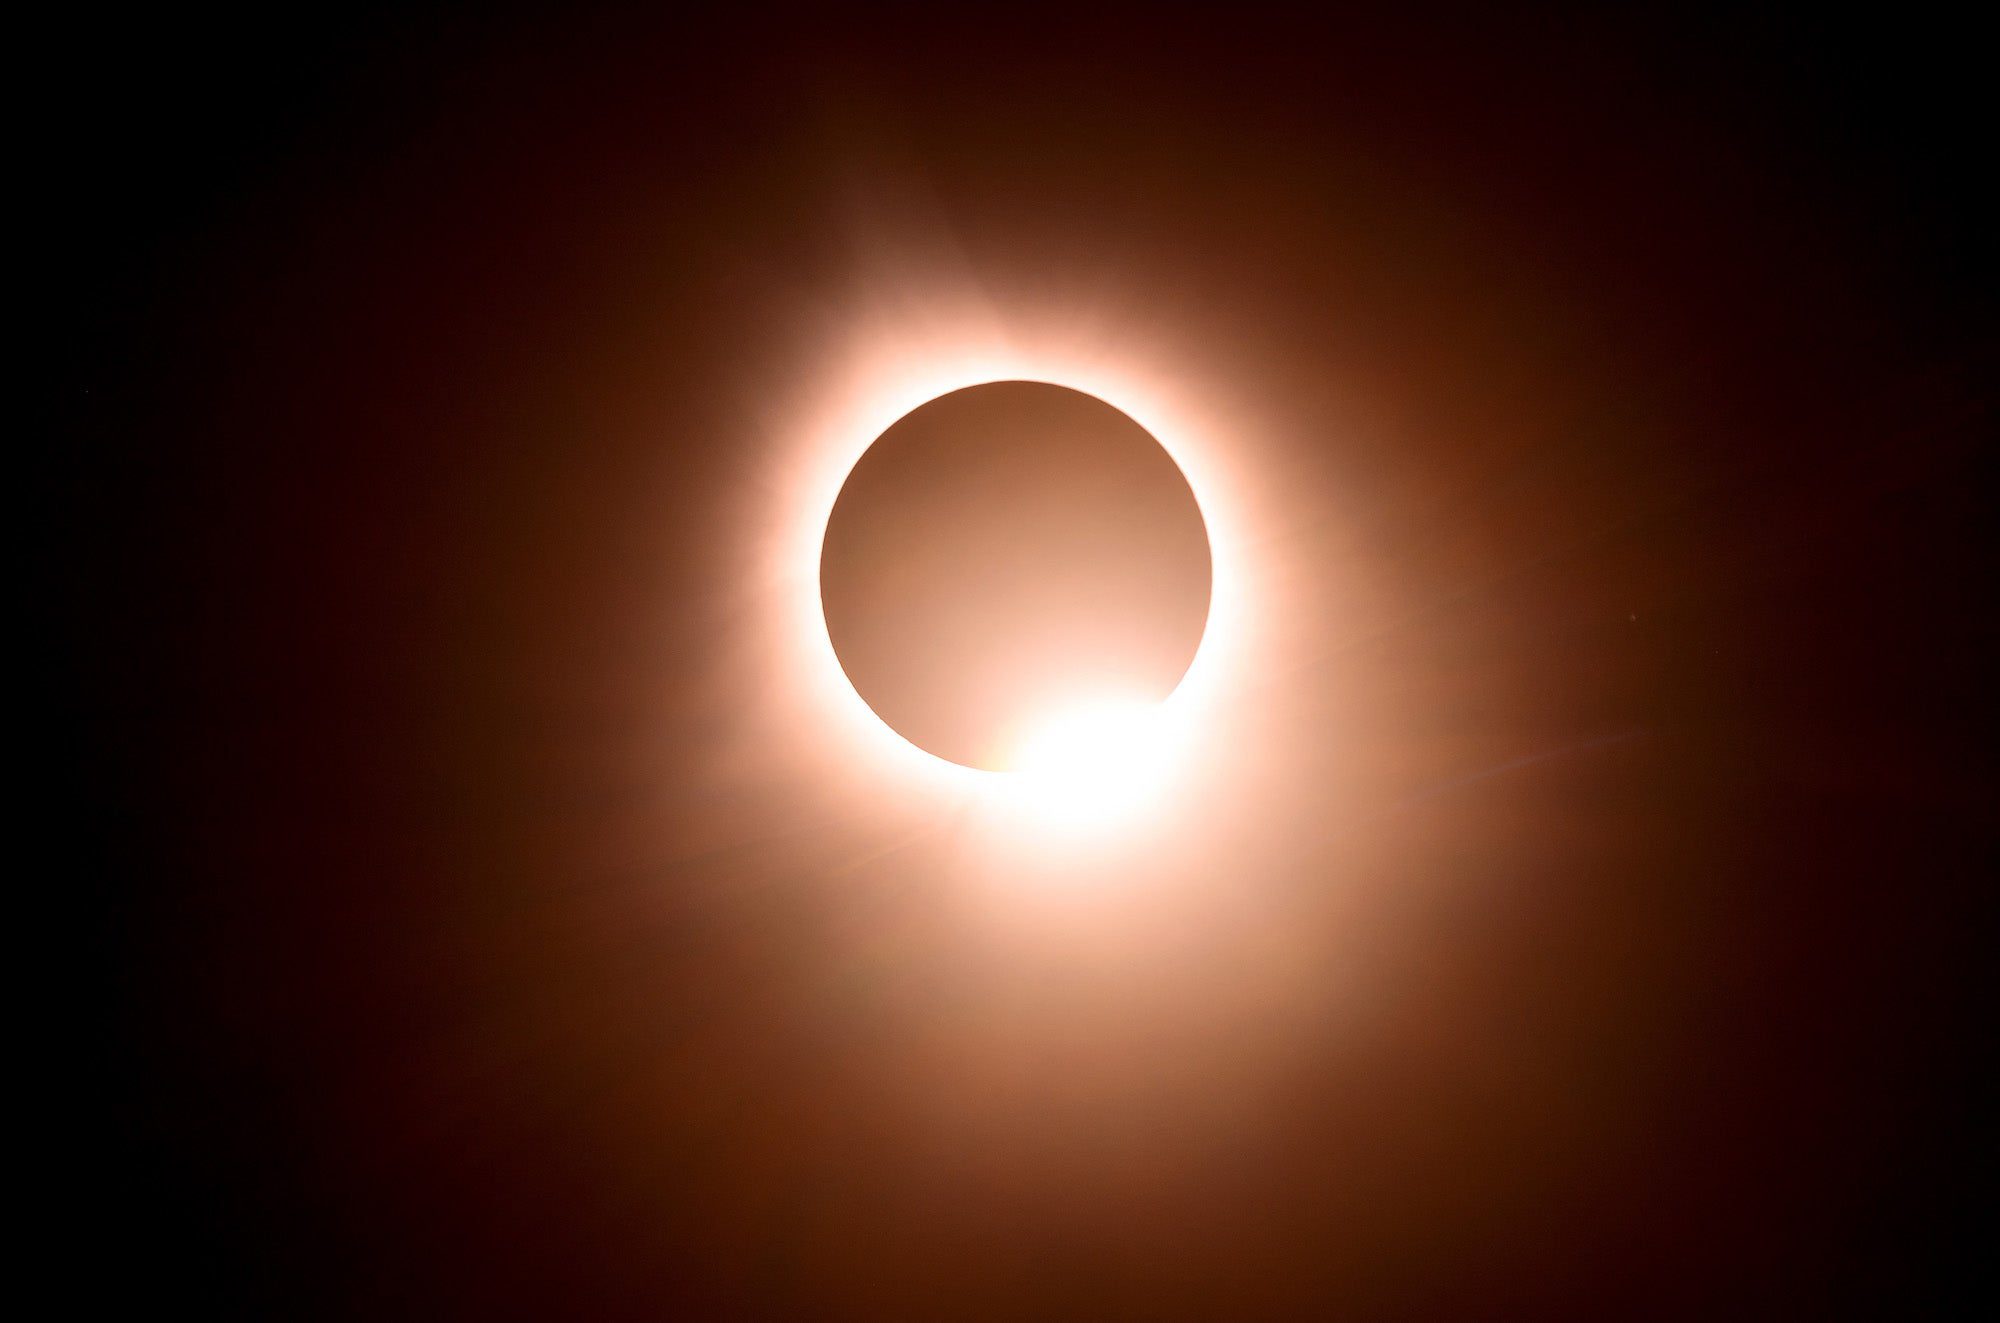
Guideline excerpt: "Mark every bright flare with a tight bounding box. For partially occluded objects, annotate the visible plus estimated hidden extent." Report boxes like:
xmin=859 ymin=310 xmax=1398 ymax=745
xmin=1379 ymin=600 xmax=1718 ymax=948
xmin=1001 ymin=697 xmax=1176 ymax=828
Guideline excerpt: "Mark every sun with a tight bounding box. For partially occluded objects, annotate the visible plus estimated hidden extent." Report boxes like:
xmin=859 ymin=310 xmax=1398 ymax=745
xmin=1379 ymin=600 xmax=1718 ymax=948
xmin=997 ymin=694 xmax=1181 ymax=828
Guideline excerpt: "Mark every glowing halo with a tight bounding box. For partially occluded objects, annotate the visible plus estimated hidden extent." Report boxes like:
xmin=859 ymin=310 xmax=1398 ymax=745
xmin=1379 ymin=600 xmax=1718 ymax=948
xmin=760 ymin=313 xmax=1261 ymax=836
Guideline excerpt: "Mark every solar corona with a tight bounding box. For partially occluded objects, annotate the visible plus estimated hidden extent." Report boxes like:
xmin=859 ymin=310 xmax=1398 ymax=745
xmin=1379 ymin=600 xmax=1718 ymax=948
xmin=817 ymin=379 xmax=1216 ymax=818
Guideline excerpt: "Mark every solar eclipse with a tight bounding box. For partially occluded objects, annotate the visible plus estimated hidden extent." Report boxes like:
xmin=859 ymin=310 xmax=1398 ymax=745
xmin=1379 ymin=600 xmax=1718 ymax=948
xmin=69 ymin=7 xmax=1984 ymax=1316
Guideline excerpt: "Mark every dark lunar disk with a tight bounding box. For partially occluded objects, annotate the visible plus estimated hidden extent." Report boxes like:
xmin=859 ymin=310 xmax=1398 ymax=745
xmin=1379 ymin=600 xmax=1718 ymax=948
xmin=819 ymin=381 xmax=1213 ymax=769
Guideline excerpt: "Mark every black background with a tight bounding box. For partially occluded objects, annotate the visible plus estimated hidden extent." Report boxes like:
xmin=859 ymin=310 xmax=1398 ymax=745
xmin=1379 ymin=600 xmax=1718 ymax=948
xmin=52 ymin=4 xmax=1990 ymax=1318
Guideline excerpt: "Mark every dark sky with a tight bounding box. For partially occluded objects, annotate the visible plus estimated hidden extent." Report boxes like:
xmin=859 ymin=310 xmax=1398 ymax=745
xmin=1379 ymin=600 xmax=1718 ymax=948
xmin=54 ymin=5 xmax=1990 ymax=1318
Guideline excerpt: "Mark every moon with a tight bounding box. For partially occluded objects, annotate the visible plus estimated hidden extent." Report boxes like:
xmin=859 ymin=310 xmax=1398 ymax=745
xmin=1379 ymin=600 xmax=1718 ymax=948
xmin=819 ymin=381 xmax=1213 ymax=771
